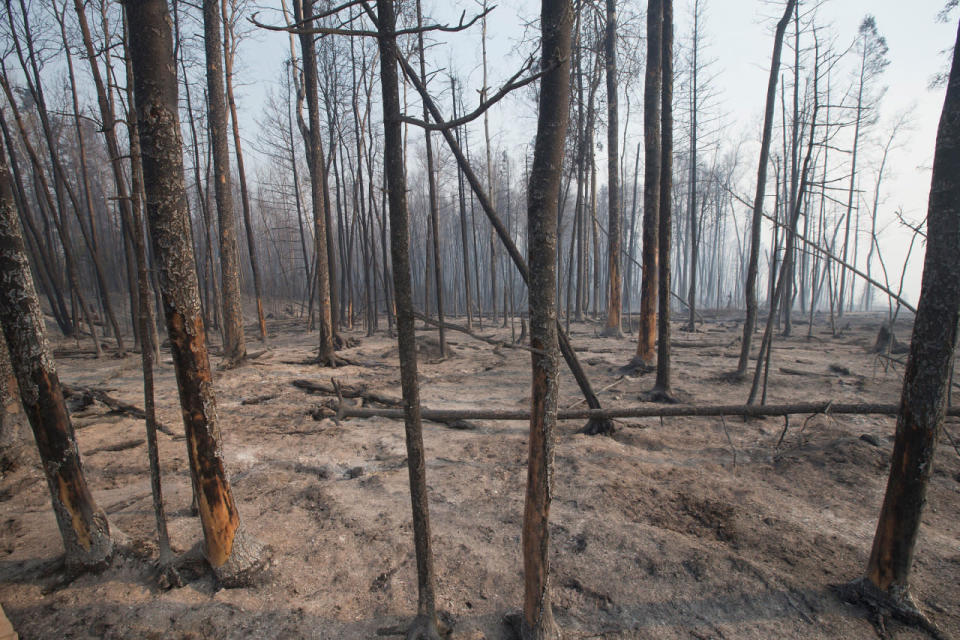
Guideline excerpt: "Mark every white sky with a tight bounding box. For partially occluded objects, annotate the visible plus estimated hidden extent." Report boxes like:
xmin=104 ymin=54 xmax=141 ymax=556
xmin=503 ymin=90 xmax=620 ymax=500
xmin=234 ymin=0 xmax=958 ymax=306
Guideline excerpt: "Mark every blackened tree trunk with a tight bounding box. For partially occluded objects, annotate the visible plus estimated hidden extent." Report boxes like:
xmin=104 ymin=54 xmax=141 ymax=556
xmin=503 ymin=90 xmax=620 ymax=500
xmin=127 ymin=0 xmax=263 ymax=586
xmin=522 ymin=0 xmax=572 ymax=636
xmin=652 ymin=0 xmax=673 ymax=397
xmin=203 ymin=0 xmax=247 ymax=366
xmin=0 ymin=141 xmax=112 ymax=570
xmin=375 ymin=1 xmax=440 ymax=637
xmin=634 ymin=0 xmax=662 ymax=367
xmin=123 ymin=6 xmax=173 ymax=567
xmin=602 ymin=0 xmax=622 ymax=337
xmin=852 ymin=18 xmax=960 ymax=624
xmin=295 ymin=0 xmax=337 ymax=366
xmin=736 ymin=0 xmax=795 ymax=378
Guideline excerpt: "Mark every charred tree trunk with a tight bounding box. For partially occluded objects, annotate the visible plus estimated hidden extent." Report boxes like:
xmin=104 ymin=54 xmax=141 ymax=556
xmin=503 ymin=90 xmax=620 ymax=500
xmin=850 ymin=21 xmax=960 ymax=627
xmin=521 ymin=0 xmax=572 ymax=633
xmin=0 ymin=140 xmax=112 ymax=570
xmin=736 ymin=0 xmax=795 ymax=378
xmin=127 ymin=0 xmax=263 ymax=586
xmin=651 ymin=0 xmax=673 ymax=397
xmin=374 ymin=1 xmax=440 ymax=636
xmin=634 ymin=0 xmax=663 ymax=368
xmin=222 ymin=0 xmax=267 ymax=342
xmin=203 ymin=0 xmax=246 ymax=365
xmin=295 ymin=0 xmax=336 ymax=365
xmin=602 ymin=0 xmax=622 ymax=337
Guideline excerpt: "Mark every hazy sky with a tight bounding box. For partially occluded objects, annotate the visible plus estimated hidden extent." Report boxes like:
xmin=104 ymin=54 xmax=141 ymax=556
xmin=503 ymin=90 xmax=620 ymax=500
xmin=234 ymin=1 xmax=957 ymax=305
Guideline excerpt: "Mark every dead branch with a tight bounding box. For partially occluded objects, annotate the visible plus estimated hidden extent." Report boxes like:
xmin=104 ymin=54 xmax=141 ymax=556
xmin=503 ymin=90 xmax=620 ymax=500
xmin=62 ymin=385 xmax=176 ymax=436
xmin=413 ymin=310 xmax=544 ymax=354
xmin=291 ymin=378 xmax=401 ymax=407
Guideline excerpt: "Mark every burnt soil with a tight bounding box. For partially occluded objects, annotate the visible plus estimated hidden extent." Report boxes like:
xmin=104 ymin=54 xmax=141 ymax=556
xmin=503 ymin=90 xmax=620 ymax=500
xmin=0 ymin=311 xmax=958 ymax=639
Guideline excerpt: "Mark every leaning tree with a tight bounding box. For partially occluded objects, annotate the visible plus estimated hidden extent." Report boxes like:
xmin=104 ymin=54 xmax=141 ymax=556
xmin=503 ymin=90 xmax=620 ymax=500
xmin=0 ymin=136 xmax=113 ymax=571
xmin=841 ymin=15 xmax=960 ymax=638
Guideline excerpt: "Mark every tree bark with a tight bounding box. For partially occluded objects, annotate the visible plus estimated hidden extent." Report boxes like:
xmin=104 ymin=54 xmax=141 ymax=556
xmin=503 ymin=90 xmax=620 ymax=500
xmin=602 ymin=0 xmax=623 ymax=337
xmin=295 ymin=0 xmax=336 ymax=365
xmin=127 ymin=0 xmax=263 ymax=586
xmin=634 ymin=0 xmax=663 ymax=367
xmin=0 ymin=139 xmax=112 ymax=570
xmin=222 ymin=0 xmax=267 ymax=342
xmin=521 ymin=1 xmax=572 ymax=637
xmin=863 ymin=17 xmax=960 ymax=601
xmin=652 ymin=0 xmax=673 ymax=395
xmin=374 ymin=1 xmax=440 ymax=636
xmin=203 ymin=0 xmax=247 ymax=366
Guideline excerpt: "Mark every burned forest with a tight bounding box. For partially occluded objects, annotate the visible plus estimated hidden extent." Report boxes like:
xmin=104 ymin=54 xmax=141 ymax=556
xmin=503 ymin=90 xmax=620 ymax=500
xmin=0 ymin=0 xmax=959 ymax=638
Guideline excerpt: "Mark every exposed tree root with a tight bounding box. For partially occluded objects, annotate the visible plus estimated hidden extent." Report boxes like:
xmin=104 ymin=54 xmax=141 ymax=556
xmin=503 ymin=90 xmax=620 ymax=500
xmin=579 ymin=418 xmax=616 ymax=436
xmin=618 ymin=356 xmax=655 ymax=375
xmin=212 ymin=531 xmax=271 ymax=589
xmin=640 ymin=387 xmax=679 ymax=404
xmin=599 ymin=325 xmax=623 ymax=338
xmin=404 ymin=613 xmax=446 ymax=640
xmin=834 ymin=578 xmax=951 ymax=640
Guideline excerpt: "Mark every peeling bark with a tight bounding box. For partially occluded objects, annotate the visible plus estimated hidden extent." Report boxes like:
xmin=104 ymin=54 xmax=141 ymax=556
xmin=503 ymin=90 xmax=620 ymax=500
xmin=127 ymin=0 xmax=263 ymax=585
xmin=0 ymin=138 xmax=112 ymax=570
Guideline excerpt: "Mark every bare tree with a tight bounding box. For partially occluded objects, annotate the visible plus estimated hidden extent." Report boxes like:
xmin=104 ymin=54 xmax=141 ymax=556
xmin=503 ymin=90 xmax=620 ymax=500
xmin=0 ymin=139 xmax=113 ymax=570
xmin=294 ymin=0 xmax=337 ymax=365
xmin=632 ymin=0 xmax=662 ymax=368
xmin=204 ymin=0 xmax=247 ymax=365
xmin=373 ymin=1 xmax=441 ymax=635
xmin=126 ymin=0 xmax=265 ymax=586
xmin=522 ymin=0 xmax=572 ymax=634
xmin=602 ymin=0 xmax=623 ymax=337
xmin=841 ymin=19 xmax=960 ymax=638
xmin=736 ymin=0 xmax=796 ymax=378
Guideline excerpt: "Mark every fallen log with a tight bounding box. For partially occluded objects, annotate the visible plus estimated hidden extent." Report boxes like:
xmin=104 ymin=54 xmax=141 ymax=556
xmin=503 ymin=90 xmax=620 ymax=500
xmin=413 ymin=311 xmax=542 ymax=354
xmin=291 ymin=378 xmax=401 ymax=407
xmin=63 ymin=385 xmax=176 ymax=436
xmin=337 ymin=401 xmax=960 ymax=422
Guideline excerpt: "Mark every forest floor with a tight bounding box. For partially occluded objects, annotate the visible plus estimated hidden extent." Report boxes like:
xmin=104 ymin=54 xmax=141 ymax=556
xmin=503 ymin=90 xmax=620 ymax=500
xmin=0 ymin=311 xmax=958 ymax=639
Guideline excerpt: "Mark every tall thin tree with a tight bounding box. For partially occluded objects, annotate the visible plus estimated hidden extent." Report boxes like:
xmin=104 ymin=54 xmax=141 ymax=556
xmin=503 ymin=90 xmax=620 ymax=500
xmin=127 ymin=0 xmax=265 ymax=586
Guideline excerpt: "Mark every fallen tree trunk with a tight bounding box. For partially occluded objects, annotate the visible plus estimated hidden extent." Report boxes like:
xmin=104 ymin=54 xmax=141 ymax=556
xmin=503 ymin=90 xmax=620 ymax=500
xmin=337 ymin=401 xmax=960 ymax=422
xmin=291 ymin=378 xmax=402 ymax=407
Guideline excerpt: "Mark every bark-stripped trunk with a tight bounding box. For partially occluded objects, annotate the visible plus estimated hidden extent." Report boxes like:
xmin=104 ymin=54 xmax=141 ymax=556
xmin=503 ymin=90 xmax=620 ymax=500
xmin=375 ymin=1 xmax=440 ymax=636
xmin=0 ymin=141 xmax=112 ymax=569
xmin=295 ymin=0 xmax=336 ymax=365
xmin=863 ymin=19 xmax=960 ymax=599
xmin=736 ymin=0 xmax=795 ymax=377
xmin=602 ymin=0 xmax=622 ymax=337
xmin=203 ymin=0 xmax=246 ymax=365
xmin=522 ymin=0 xmax=572 ymax=637
xmin=635 ymin=0 xmax=663 ymax=366
xmin=127 ymin=0 xmax=262 ymax=585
